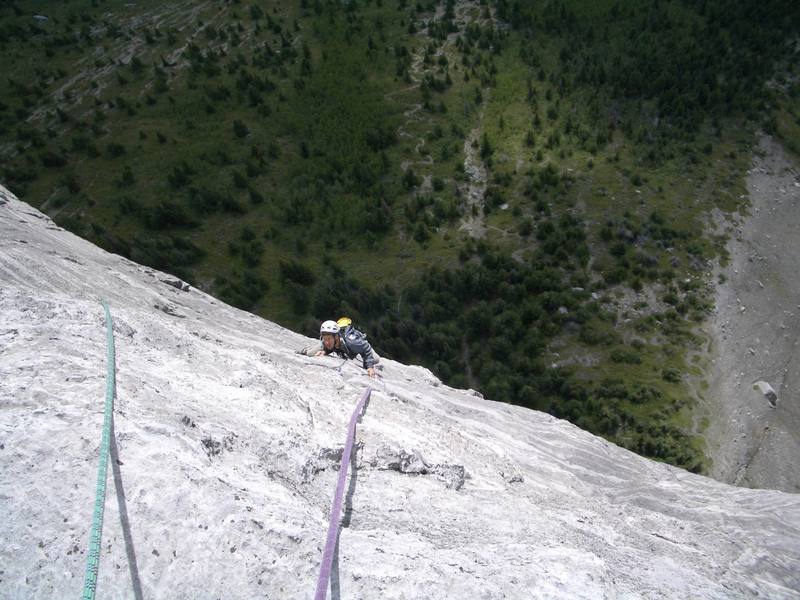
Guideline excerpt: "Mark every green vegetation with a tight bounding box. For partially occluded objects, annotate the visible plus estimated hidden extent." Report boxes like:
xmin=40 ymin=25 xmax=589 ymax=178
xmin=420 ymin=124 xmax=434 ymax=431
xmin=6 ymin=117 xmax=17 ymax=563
xmin=1 ymin=0 xmax=798 ymax=474
xmin=772 ymin=85 xmax=800 ymax=159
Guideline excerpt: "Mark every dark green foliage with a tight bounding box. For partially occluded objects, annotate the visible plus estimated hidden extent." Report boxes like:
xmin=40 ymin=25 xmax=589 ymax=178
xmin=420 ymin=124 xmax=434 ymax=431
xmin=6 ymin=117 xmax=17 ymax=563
xmin=365 ymin=124 xmax=397 ymax=152
xmin=413 ymin=222 xmax=430 ymax=244
xmin=286 ymin=282 xmax=311 ymax=314
xmin=551 ymin=378 xmax=702 ymax=471
xmin=286 ymin=40 xmax=400 ymax=236
xmin=402 ymin=168 xmax=420 ymax=190
xmin=506 ymin=0 xmax=799 ymax=146
xmin=250 ymin=5 xmax=264 ymax=20
xmin=142 ymin=200 xmax=197 ymax=229
xmin=130 ymin=55 xmax=145 ymax=73
xmin=40 ymin=150 xmax=67 ymax=168
xmin=232 ymin=119 xmax=249 ymax=138
xmin=118 ymin=195 xmax=140 ymax=215
xmin=229 ymin=227 xmax=265 ymax=266
xmin=232 ymin=169 xmax=248 ymax=189
xmin=188 ymin=187 xmax=222 ymax=215
xmin=240 ymin=241 xmax=264 ymax=267
xmin=129 ymin=234 xmax=205 ymax=281
xmin=480 ymin=133 xmax=493 ymax=160
xmin=107 ymin=142 xmax=126 ymax=157
xmin=118 ymin=165 xmax=135 ymax=187
xmin=525 ymin=130 xmax=535 ymax=146
xmin=579 ymin=320 xmax=617 ymax=345
xmin=221 ymin=195 xmax=246 ymax=214
xmin=610 ymin=347 xmax=642 ymax=364
xmin=217 ymin=270 xmax=269 ymax=310
xmin=321 ymin=239 xmax=589 ymax=412
xmin=609 ymin=241 xmax=628 ymax=257
xmin=279 ymin=259 xmax=315 ymax=286
xmin=249 ymin=189 xmax=265 ymax=204
xmin=4 ymin=165 xmax=38 ymax=193
xmin=363 ymin=197 xmax=394 ymax=233
xmin=168 ymin=162 xmax=194 ymax=189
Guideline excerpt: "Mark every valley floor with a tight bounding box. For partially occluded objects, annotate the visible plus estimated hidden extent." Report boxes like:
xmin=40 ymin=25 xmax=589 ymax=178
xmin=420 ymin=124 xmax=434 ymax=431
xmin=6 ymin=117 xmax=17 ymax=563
xmin=704 ymin=134 xmax=800 ymax=493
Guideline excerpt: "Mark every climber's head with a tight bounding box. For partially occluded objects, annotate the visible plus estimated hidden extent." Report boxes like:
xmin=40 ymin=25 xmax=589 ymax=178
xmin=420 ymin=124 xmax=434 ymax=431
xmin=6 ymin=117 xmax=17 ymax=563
xmin=320 ymin=320 xmax=340 ymax=350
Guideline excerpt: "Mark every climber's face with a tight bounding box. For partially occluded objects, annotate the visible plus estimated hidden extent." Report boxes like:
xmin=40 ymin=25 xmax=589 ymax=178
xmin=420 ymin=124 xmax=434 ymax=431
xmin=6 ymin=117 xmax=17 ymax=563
xmin=321 ymin=333 xmax=336 ymax=350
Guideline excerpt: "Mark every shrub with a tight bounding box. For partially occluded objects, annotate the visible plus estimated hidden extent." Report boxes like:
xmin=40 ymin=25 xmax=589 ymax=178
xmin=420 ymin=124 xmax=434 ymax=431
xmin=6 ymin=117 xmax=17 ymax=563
xmin=241 ymin=241 xmax=264 ymax=267
xmin=630 ymin=385 xmax=662 ymax=405
xmin=118 ymin=165 xmax=135 ymax=187
xmin=286 ymin=282 xmax=310 ymax=314
xmin=64 ymin=173 xmax=81 ymax=194
xmin=609 ymin=241 xmax=628 ymax=257
xmin=168 ymin=164 xmax=192 ymax=189
xmin=413 ymin=222 xmax=430 ymax=244
xmin=118 ymin=195 xmax=140 ymax=215
xmin=233 ymin=119 xmax=249 ymax=138
xmin=221 ymin=196 xmax=246 ymax=214
xmin=40 ymin=150 xmax=67 ymax=168
xmin=525 ymin=130 xmax=535 ymax=146
xmin=232 ymin=170 xmax=248 ymax=189
xmin=279 ymin=259 xmax=315 ymax=286
xmin=480 ymin=133 xmax=493 ymax=159
xmin=402 ymin=168 xmax=420 ymax=190
xmin=610 ymin=348 xmax=642 ymax=364
xmin=130 ymin=234 xmax=205 ymax=278
xmin=217 ymin=270 xmax=269 ymax=310
xmin=249 ymin=189 xmax=265 ymax=204
xmin=580 ymin=321 xmax=618 ymax=345
xmin=142 ymin=200 xmax=196 ymax=229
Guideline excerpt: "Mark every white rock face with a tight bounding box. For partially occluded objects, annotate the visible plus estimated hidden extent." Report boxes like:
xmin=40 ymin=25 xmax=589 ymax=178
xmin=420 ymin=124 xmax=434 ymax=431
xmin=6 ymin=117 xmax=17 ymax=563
xmin=1 ymin=185 xmax=799 ymax=599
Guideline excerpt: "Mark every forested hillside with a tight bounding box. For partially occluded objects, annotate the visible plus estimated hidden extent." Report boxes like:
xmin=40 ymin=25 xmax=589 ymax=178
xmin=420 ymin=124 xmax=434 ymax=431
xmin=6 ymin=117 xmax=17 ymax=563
xmin=1 ymin=0 xmax=798 ymax=472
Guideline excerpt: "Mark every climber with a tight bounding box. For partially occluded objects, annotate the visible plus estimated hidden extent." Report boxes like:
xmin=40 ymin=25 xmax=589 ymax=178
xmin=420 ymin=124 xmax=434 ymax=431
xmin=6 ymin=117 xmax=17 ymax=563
xmin=312 ymin=318 xmax=379 ymax=377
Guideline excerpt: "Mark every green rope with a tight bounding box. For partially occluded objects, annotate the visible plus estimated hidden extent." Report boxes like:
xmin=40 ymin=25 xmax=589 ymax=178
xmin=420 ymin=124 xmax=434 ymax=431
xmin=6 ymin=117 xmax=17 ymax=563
xmin=82 ymin=300 xmax=116 ymax=600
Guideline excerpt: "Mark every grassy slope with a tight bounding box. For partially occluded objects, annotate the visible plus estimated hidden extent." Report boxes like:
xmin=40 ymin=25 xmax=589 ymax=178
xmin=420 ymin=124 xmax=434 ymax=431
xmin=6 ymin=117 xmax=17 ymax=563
xmin=2 ymin=0 xmax=798 ymax=473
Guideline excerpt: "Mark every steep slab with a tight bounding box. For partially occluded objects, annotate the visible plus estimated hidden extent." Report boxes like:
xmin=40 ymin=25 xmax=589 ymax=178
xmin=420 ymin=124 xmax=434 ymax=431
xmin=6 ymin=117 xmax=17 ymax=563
xmin=1 ymin=185 xmax=799 ymax=598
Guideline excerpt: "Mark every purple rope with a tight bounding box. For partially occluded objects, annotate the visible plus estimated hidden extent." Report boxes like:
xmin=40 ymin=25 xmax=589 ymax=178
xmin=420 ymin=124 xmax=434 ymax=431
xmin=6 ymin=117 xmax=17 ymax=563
xmin=314 ymin=386 xmax=372 ymax=600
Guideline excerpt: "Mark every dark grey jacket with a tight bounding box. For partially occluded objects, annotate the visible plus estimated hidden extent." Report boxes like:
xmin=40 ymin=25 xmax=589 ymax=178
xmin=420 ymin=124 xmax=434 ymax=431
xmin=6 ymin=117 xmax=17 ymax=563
xmin=325 ymin=326 xmax=378 ymax=369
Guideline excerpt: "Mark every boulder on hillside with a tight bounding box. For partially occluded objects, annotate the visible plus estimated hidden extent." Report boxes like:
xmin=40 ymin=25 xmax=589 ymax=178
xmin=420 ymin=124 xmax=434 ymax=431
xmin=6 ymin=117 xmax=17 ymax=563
xmin=753 ymin=380 xmax=778 ymax=408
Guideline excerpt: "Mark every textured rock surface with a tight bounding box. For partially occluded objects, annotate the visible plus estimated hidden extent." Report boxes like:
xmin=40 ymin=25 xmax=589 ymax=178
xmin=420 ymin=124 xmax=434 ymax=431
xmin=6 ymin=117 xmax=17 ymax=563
xmin=706 ymin=135 xmax=800 ymax=492
xmin=1 ymin=184 xmax=799 ymax=599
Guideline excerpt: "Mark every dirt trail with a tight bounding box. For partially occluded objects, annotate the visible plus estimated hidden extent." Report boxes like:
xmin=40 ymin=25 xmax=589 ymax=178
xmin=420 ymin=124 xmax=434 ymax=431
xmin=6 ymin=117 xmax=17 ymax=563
xmin=453 ymin=1 xmax=496 ymax=238
xmin=390 ymin=0 xmax=494 ymax=238
xmin=704 ymin=134 xmax=800 ymax=493
xmin=458 ymin=112 xmax=490 ymax=237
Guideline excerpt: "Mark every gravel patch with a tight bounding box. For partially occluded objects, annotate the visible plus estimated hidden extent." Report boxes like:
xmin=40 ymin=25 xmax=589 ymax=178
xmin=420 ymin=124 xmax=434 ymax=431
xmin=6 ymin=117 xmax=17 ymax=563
xmin=704 ymin=134 xmax=800 ymax=493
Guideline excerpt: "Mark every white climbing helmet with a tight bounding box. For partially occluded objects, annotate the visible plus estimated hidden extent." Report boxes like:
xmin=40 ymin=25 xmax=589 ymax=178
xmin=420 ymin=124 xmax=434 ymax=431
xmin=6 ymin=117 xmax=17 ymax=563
xmin=320 ymin=320 xmax=340 ymax=336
